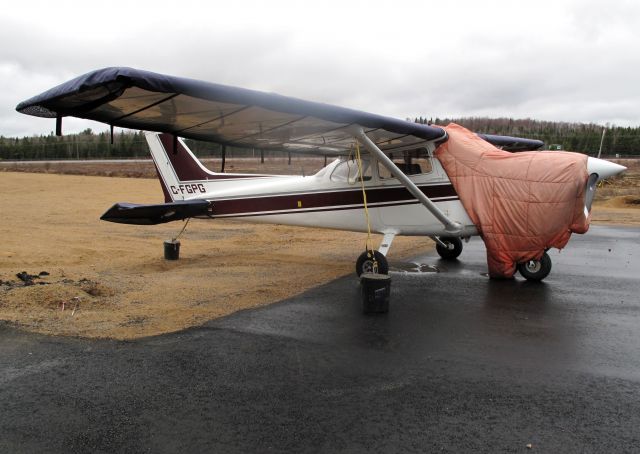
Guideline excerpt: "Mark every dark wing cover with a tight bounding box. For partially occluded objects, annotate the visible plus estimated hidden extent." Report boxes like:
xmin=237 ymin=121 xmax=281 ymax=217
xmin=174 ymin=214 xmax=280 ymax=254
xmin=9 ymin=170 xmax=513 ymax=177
xmin=477 ymin=133 xmax=544 ymax=151
xmin=17 ymin=67 xmax=543 ymax=153
xmin=100 ymin=199 xmax=212 ymax=225
xmin=16 ymin=67 xmax=445 ymax=155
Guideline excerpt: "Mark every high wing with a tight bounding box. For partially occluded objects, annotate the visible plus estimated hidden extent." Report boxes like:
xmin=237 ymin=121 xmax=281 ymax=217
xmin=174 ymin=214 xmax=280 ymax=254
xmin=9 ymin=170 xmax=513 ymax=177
xmin=476 ymin=133 xmax=544 ymax=152
xmin=16 ymin=67 xmax=543 ymax=153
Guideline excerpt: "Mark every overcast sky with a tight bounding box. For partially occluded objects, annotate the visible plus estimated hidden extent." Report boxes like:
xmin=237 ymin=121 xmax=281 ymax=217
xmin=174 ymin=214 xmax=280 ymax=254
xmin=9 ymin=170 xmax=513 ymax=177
xmin=2 ymin=0 xmax=639 ymax=137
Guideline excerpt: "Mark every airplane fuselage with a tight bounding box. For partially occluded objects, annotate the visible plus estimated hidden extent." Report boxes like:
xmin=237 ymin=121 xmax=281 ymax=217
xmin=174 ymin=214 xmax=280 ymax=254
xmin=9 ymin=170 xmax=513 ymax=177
xmin=154 ymin=141 xmax=477 ymax=238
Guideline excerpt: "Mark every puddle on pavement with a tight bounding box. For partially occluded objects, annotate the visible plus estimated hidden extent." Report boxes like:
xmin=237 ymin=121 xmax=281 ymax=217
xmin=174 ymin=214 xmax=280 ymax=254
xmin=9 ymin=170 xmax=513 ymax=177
xmin=390 ymin=262 xmax=439 ymax=274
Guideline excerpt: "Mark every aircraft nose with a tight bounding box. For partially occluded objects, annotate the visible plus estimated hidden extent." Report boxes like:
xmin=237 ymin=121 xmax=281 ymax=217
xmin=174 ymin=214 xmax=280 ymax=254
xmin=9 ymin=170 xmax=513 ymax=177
xmin=587 ymin=157 xmax=627 ymax=180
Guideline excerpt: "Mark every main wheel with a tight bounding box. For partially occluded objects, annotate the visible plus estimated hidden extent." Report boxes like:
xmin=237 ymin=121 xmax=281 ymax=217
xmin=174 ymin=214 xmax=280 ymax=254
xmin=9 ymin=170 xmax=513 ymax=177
xmin=517 ymin=252 xmax=552 ymax=281
xmin=356 ymin=250 xmax=389 ymax=276
xmin=435 ymin=237 xmax=463 ymax=260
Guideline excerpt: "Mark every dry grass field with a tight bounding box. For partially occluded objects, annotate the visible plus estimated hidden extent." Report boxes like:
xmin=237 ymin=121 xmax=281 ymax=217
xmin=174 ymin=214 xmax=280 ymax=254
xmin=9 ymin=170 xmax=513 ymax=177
xmin=0 ymin=157 xmax=638 ymax=339
xmin=0 ymin=169 xmax=431 ymax=339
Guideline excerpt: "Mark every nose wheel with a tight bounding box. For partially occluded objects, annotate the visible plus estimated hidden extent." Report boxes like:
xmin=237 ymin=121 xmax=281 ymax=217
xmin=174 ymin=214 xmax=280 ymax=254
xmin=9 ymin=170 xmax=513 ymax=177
xmin=435 ymin=236 xmax=463 ymax=260
xmin=517 ymin=252 xmax=552 ymax=281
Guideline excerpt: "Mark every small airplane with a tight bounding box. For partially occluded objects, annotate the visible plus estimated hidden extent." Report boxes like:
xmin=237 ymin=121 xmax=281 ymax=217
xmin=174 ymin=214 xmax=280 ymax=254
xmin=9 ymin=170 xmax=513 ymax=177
xmin=16 ymin=67 xmax=626 ymax=281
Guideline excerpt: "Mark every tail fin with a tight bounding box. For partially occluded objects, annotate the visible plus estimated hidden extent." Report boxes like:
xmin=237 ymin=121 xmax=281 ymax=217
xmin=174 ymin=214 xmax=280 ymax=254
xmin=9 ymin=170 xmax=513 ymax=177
xmin=146 ymin=132 xmax=219 ymax=202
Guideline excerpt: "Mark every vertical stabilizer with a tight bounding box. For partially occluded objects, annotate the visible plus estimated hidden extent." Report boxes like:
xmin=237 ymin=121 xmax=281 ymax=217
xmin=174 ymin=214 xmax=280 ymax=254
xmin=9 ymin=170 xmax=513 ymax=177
xmin=146 ymin=132 xmax=219 ymax=202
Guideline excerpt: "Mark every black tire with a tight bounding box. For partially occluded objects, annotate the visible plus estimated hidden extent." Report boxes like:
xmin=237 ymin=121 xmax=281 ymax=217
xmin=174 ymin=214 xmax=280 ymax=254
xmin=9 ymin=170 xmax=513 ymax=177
xmin=435 ymin=237 xmax=463 ymax=260
xmin=356 ymin=250 xmax=389 ymax=276
xmin=517 ymin=252 xmax=552 ymax=281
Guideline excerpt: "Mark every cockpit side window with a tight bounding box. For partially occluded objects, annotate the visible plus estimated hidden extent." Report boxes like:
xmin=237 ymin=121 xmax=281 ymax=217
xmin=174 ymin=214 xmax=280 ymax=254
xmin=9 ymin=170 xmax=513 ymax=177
xmin=378 ymin=148 xmax=433 ymax=179
xmin=330 ymin=158 xmax=372 ymax=184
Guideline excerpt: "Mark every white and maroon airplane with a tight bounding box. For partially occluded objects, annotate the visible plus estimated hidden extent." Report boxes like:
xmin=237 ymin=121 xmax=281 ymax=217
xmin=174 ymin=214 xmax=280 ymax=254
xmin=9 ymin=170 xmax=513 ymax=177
xmin=16 ymin=67 xmax=626 ymax=280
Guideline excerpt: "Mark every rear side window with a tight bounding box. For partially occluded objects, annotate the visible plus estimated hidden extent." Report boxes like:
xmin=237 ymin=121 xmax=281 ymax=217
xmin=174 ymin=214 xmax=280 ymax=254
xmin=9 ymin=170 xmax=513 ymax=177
xmin=378 ymin=148 xmax=433 ymax=179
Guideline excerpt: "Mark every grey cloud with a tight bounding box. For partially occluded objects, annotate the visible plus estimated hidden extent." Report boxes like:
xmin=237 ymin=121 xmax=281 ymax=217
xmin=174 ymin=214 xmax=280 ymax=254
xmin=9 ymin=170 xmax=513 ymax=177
xmin=3 ymin=0 xmax=640 ymax=137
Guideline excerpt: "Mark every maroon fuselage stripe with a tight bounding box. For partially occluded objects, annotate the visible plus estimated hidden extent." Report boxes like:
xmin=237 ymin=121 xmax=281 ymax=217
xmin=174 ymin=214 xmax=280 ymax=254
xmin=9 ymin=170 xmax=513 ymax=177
xmin=209 ymin=184 xmax=457 ymax=216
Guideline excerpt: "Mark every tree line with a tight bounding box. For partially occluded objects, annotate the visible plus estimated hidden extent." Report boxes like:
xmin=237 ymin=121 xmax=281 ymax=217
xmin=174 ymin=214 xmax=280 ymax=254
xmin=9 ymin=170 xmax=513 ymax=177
xmin=0 ymin=129 xmax=283 ymax=161
xmin=0 ymin=129 xmax=148 ymax=160
xmin=414 ymin=117 xmax=640 ymax=155
xmin=2 ymin=118 xmax=640 ymax=160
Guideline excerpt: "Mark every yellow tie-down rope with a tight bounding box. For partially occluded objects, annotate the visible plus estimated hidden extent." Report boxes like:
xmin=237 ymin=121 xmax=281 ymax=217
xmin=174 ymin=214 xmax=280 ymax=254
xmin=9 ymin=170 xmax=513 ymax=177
xmin=172 ymin=217 xmax=191 ymax=242
xmin=354 ymin=141 xmax=378 ymax=273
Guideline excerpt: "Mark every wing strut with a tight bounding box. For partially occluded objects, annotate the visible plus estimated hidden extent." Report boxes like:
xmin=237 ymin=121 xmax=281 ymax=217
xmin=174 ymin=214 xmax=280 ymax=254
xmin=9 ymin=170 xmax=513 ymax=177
xmin=354 ymin=128 xmax=462 ymax=234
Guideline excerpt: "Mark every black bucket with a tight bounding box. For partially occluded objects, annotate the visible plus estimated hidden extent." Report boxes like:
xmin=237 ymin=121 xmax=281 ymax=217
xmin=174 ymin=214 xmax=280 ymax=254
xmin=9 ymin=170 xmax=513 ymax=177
xmin=164 ymin=240 xmax=181 ymax=260
xmin=360 ymin=272 xmax=391 ymax=313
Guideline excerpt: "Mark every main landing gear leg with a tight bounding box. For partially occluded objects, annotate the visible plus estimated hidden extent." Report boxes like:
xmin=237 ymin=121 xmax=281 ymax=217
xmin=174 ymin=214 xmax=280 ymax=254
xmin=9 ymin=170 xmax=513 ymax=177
xmin=355 ymin=233 xmax=395 ymax=276
xmin=432 ymin=236 xmax=463 ymax=260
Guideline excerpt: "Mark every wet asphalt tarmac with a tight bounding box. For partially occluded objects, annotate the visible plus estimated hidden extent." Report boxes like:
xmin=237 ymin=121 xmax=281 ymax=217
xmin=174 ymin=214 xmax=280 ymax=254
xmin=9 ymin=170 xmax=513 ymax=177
xmin=1 ymin=225 xmax=639 ymax=453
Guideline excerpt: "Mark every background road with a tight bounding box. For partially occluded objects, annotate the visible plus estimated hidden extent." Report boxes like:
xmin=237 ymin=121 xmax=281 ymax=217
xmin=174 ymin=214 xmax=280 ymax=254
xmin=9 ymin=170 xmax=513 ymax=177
xmin=1 ymin=226 xmax=639 ymax=453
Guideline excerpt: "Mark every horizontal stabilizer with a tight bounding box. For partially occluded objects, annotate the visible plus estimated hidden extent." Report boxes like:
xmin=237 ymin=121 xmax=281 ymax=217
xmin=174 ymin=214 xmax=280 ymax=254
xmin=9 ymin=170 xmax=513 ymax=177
xmin=100 ymin=200 xmax=212 ymax=225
